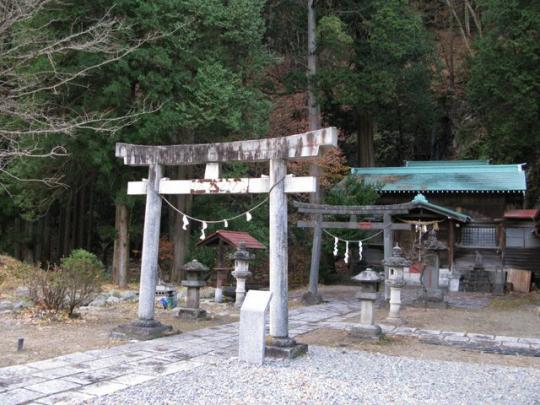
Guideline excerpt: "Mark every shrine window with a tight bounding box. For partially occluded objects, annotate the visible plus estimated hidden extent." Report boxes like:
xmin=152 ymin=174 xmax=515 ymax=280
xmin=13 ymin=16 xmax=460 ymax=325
xmin=459 ymin=225 xmax=497 ymax=248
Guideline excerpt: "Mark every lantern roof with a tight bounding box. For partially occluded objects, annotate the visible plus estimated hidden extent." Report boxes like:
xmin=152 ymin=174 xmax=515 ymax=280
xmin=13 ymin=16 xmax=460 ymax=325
xmin=351 ymin=268 xmax=382 ymax=283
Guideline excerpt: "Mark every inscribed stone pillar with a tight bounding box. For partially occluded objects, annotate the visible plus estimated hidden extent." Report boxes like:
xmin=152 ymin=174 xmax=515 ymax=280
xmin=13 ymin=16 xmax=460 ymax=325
xmin=269 ymin=157 xmax=288 ymax=339
xmin=138 ymin=164 xmax=163 ymax=321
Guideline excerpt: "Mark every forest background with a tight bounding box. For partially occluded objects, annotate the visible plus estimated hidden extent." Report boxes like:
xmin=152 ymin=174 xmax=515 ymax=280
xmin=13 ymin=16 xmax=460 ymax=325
xmin=1 ymin=0 xmax=538 ymax=285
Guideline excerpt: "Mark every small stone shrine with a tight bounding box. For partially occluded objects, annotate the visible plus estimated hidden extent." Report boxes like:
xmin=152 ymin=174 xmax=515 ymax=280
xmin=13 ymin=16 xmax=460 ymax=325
xmin=460 ymin=251 xmax=493 ymax=293
xmin=197 ymin=230 xmax=265 ymax=303
xmin=176 ymin=259 xmax=210 ymax=319
xmin=350 ymin=268 xmax=383 ymax=340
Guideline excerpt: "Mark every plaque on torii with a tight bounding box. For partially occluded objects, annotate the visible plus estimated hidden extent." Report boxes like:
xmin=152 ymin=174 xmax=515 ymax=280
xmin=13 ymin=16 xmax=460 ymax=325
xmin=114 ymin=128 xmax=337 ymax=350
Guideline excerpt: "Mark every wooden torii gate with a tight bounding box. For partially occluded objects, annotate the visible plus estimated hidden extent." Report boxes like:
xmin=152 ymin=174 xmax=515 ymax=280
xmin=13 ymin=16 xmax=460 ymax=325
xmin=114 ymin=128 xmax=337 ymax=350
xmin=294 ymin=201 xmax=413 ymax=300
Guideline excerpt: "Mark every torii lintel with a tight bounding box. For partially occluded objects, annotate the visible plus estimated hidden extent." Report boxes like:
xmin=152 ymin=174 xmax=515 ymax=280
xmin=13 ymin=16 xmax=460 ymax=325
xmin=115 ymin=127 xmax=337 ymax=166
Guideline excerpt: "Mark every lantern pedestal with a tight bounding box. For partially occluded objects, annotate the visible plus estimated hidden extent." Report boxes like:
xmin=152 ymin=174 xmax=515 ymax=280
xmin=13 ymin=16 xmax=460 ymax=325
xmin=232 ymin=269 xmax=251 ymax=309
xmin=350 ymin=269 xmax=383 ymax=341
xmin=385 ymin=281 xmax=406 ymax=325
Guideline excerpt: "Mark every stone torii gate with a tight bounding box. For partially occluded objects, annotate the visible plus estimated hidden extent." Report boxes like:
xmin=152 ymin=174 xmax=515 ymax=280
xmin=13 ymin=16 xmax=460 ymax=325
xmin=113 ymin=128 xmax=337 ymax=353
xmin=294 ymin=201 xmax=412 ymax=300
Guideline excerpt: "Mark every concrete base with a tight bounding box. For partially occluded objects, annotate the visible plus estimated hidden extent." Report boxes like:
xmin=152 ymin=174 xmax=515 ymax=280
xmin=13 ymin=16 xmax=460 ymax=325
xmin=411 ymin=289 xmax=448 ymax=309
xmin=111 ymin=319 xmax=176 ymax=341
xmin=265 ymin=336 xmax=308 ymax=359
xmin=301 ymin=291 xmax=323 ymax=306
xmin=385 ymin=316 xmax=406 ymax=326
xmin=174 ymin=307 xmax=207 ymax=320
xmin=349 ymin=324 xmax=383 ymax=341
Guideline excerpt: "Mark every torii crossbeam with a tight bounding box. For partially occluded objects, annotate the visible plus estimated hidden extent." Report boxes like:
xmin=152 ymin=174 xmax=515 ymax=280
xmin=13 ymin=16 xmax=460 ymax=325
xmin=113 ymin=128 xmax=337 ymax=353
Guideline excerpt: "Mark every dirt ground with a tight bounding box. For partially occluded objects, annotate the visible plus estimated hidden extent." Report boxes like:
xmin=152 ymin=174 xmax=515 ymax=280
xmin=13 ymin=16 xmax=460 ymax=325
xmin=0 ymin=300 xmax=238 ymax=368
xmin=296 ymin=328 xmax=540 ymax=369
xmin=291 ymin=285 xmax=540 ymax=338
xmin=1 ymin=281 xmax=539 ymax=369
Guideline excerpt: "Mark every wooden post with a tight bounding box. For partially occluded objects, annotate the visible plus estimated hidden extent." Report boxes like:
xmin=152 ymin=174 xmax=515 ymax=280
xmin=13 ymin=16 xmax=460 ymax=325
xmin=448 ymin=219 xmax=455 ymax=270
xmin=383 ymin=213 xmax=393 ymax=299
xmin=269 ymin=157 xmax=288 ymax=340
xmin=138 ymin=164 xmax=163 ymax=321
xmin=306 ymin=214 xmax=322 ymax=301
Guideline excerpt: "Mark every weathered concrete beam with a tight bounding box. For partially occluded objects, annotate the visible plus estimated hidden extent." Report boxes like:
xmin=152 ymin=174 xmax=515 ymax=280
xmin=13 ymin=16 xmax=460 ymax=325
xmin=116 ymin=127 xmax=338 ymax=166
xmin=293 ymin=201 xmax=411 ymax=215
xmin=297 ymin=220 xmax=411 ymax=231
xmin=127 ymin=176 xmax=316 ymax=195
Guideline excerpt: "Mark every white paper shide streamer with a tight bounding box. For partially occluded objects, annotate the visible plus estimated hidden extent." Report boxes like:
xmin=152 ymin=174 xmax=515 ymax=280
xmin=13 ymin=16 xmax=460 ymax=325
xmin=182 ymin=215 xmax=189 ymax=230
xmin=200 ymin=221 xmax=208 ymax=240
xmin=358 ymin=241 xmax=363 ymax=261
xmin=344 ymin=241 xmax=350 ymax=264
xmin=333 ymin=237 xmax=339 ymax=256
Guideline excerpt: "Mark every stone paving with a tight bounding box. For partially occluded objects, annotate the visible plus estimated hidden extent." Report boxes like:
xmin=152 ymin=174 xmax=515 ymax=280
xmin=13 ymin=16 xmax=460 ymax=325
xmin=0 ymin=299 xmax=539 ymax=404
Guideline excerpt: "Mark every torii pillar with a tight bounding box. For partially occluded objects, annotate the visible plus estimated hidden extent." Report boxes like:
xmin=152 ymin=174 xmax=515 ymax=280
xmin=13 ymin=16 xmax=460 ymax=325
xmin=111 ymin=128 xmax=337 ymax=352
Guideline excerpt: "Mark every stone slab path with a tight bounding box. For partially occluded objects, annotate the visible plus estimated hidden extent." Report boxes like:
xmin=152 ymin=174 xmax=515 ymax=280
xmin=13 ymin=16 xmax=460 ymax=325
xmin=1 ymin=299 xmax=539 ymax=404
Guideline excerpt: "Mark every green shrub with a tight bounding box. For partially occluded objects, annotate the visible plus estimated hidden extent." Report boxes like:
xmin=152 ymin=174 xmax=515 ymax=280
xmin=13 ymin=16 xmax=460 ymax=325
xmin=61 ymin=249 xmax=104 ymax=316
xmin=12 ymin=249 xmax=104 ymax=316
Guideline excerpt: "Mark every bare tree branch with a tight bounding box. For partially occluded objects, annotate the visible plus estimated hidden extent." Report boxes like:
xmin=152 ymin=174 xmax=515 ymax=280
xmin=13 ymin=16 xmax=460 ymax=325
xmin=0 ymin=0 xmax=171 ymax=187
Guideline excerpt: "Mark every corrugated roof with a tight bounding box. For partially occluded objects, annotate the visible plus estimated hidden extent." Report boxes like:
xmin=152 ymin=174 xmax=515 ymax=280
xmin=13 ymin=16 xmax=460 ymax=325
xmin=351 ymin=161 xmax=526 ymax=193
xmin=504 ymin=209 xmax=540 ymax=220
xmin=196 ymin=230 xmax=266 ymax=249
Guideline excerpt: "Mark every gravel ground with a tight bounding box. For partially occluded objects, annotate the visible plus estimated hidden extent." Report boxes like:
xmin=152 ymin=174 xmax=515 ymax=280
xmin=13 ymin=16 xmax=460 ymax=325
xmin=90 ymin=346 xmax=540 ymax=405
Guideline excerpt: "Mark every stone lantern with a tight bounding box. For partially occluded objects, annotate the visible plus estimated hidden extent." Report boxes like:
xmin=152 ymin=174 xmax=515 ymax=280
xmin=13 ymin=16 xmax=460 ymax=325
xmin=383 ymin=244 xmax=410 ymax=325
xmin=230 ymin=242 xmax=253 ymax=308
xmin=350 ymin=268 xmax=383 ymax=340
xmin=177 ymin=259 xmax=210 ymax=319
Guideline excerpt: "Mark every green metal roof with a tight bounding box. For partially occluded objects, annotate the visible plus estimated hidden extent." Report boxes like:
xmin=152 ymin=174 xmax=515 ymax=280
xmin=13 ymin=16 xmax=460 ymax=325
xmin=351 ymin=161 xmax=526 ymax=193
xmin=410 ymin=194 xmax=471 ymax=222
xmin=405 ymin=160 xmax=490 ymax=167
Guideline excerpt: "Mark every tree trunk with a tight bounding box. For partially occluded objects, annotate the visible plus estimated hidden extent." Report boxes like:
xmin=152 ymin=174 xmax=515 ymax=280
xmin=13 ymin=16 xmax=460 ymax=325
xmin=303 ymin=0 xmax=324 ymax=305
xmin=112 ymin=203 xmax=130 ymax=288
xmin=76 ymin=186 xmax=86 ymax=249
xmin=86 ymin=180 xmax=95 ymax=250
xmin=171 ymin=165 xmax=192 ymax=283
xmin=357 ymin=114 xmax=375 ymax=167
xmin=63 ymin=192 xmax=72 ymax=256
xmin=170 ymin=130 xmax=195 ymax=283
xmin=22 ymin=221 xmax=34 ymax=263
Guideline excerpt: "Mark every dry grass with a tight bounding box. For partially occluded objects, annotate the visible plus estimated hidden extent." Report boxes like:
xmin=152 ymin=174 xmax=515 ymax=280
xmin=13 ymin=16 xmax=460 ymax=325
xmin=489 ymin=292 xmax=540 ymax=310
xmin=0 ymin=255 xmax=25 ymax=292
